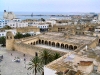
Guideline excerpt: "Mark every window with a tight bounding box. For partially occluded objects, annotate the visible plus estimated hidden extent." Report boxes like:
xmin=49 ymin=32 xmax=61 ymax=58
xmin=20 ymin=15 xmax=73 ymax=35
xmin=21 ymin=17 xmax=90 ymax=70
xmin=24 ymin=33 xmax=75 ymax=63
xmin=5 ymin=23 xmax=7 ymax=24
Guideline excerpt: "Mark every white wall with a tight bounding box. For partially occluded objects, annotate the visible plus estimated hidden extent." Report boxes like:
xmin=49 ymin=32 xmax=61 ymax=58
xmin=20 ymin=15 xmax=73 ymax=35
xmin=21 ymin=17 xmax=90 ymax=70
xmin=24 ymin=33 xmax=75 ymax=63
xmin=7 ymin=21 xmax=28 ymax=28
xmin=44 ymin=66 xmax=57 ymax=75
xmin=0 ymin=29 xmax=17 ymax=37
xmin=0 ymin=32 xmax=6 ymax=37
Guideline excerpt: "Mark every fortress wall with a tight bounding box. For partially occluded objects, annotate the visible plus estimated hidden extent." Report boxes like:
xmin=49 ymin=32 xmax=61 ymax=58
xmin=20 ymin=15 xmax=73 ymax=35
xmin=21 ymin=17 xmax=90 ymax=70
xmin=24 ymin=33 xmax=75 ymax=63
xmin=6 ymin=39 xmax=14 ymax=50
xmin=88 ymin=39 xmax=98 ymax=49
xmin=23 ymin=38 xmax=39 ymax=44
xmin=14 ymin=43 xmax=66 ymax=56
xmin=14 ymin=43 xmax=40 ymax=56
xmin=16 ymin=27 xmax=40 ymax=33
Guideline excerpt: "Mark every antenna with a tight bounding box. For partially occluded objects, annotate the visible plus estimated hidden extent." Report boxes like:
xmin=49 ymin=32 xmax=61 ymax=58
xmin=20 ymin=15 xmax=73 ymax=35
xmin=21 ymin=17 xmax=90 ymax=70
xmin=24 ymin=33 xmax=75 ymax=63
xmin=8 ymin=6 xmax=9 ymax=12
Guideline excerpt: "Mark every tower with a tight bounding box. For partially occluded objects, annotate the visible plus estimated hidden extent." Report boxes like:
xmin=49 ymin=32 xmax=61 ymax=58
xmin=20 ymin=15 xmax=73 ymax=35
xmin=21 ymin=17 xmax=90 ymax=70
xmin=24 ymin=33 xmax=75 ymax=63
xmin=6 ymin=31 xmax=14 ymax=50
xmin=98 ymin=14 xmax=100 ymax=21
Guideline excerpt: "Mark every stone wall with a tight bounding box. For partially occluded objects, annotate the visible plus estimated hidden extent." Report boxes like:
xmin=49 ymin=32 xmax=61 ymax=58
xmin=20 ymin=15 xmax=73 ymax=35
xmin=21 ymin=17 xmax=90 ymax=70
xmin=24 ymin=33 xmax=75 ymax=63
xmin=16 ymin=26 xmax=40 ymax=33
xmin=14 ymin=42 xmax=66 ymax=56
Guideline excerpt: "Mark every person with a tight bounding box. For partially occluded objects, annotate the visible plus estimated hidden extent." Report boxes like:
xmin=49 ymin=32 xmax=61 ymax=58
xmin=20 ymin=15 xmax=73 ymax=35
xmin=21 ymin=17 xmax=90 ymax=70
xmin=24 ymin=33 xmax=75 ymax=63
xmin=1 ymin=55 xmax=3 ymax=59
xmin=24 ymin=58 xmax=26 ymax=61
xmin=11 ymin=53 xmax=12 ymax=55
xmin=23 ymin=54 xmax=25 ymax=57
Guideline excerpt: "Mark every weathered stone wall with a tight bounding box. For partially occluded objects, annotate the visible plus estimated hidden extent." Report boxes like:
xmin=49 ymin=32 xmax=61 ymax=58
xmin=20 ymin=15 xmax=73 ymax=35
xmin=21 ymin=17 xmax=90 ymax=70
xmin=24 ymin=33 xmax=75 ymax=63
xmin=6 ymin=40 xmax=14 ymax=50
xmin=14 ymin=42 xmax=66 ymax=56
xmin=16 ymin=26 xmax=40 ymax=33
xmin=88 ymin=38 xmax=98 ymax=49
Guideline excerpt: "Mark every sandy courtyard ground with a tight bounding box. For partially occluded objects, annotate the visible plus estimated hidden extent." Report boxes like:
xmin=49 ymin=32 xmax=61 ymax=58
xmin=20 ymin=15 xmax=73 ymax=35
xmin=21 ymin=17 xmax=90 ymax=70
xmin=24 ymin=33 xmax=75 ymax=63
xmin=0 ymin=47 xmax=41 ymax=75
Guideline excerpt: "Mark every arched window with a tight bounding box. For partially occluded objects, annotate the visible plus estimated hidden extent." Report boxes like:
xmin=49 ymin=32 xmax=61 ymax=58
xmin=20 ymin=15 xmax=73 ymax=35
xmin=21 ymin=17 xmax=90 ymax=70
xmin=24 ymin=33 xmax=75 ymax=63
xmin=61 ymin=43 xmax=64 ymax=48
xmin=56 ymin=43 xmax=60 ymax=47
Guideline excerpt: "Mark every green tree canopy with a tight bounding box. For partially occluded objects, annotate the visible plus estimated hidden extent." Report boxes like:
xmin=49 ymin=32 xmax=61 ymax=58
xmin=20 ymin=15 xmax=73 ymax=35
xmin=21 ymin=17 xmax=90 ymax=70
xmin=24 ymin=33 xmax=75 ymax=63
xmin=53 ymin=53 xmax=61 ymax=60
xmin=23 ymin=33 xmax=31 ymax=37
xmin=41 ymin=18 xmax=45 ymax=22
xmin=3 ymin=25 xmax=12 ymax=29
xmin=39 ymin=50 xmax=53 ymax=65
xmin=0 ymin=36 xmax=6 ymax=45
xmin=28 ymin=54 xmax=43 ymax=75
xmin=14 ymin=32 xmax=23 ymax=39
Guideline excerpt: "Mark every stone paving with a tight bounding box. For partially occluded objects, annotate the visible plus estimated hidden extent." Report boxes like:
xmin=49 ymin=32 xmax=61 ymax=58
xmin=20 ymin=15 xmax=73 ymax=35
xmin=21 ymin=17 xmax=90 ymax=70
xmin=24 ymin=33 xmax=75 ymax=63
xmin=0 ymin=47 xmax=41 ymax=75
xmin=35 ymin=44 xmax=71 ymax=52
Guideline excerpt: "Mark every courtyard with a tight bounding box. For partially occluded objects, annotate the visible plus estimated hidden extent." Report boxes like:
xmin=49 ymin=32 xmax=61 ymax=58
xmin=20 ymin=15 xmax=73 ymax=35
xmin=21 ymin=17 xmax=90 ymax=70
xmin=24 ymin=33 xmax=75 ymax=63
xmin=35 ymin=44 xmax=71 ymax=52
xmin=0 ymin=47 xmax=41 ymax=75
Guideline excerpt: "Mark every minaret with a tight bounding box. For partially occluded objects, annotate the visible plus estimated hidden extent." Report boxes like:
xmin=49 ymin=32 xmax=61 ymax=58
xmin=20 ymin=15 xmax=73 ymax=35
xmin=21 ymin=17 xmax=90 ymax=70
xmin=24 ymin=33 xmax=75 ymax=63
xmin=6 ymin=31 xmax=14 ymax=50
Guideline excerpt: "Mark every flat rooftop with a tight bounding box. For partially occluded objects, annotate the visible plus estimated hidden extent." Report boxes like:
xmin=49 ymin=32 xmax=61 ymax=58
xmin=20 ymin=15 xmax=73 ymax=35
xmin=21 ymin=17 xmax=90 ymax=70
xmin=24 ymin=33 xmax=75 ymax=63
xmin=39 ymin=32 xmax=97 ymax=45
xmin=46 ymin=52 xmax=94 ymax=72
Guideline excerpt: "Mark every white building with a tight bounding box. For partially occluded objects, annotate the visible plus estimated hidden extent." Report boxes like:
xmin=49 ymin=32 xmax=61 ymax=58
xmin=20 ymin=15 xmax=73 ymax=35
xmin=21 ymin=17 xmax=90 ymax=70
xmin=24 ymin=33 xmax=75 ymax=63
xmin=7 ymin=21 xmax=28 ymax=28
xmin=3 ymin=10 xmax=16 ymax=20
xmin=31 ymin=23 xmax=49 ymax=32
xmin=98 ymin=14 xmax=100 ymax=24
xmin=0 ymin=29 xmax=17 ymax=37
xmin=95 ymin=26 xmax=100 ymax=32
xmin=0 ymin=19 xmax=9 ymax=28
xmin=46 ymin=19 xmax=56 ymax=27
xmin=37 ymin=24 xmax=49 ymax=29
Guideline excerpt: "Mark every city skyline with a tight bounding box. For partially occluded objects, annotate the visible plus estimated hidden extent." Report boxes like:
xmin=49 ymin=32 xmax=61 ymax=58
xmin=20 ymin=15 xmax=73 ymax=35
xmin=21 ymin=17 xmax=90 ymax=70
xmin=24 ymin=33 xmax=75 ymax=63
xmin=0 ymin=0 xmax=100 ymax=13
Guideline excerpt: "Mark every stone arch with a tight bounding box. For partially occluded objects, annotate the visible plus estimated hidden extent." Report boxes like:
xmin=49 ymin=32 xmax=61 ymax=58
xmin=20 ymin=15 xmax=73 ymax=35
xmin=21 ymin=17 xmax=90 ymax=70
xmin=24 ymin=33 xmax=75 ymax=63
xmin=52 ymin=42 xmax=55 ymax=47
xmin=74 ymin=46 xmax=77 ymax=50
xmin=31 ymin=42 xmax=32 ymax=45
xmin=10 ymin=36 xmax=12 ymax=39
xmin=65 ymin=44 xmax=68 ymax=49
xmin=45 ymin=41 xmax=48 ymax=45
xmin=61 ymin=43 xmax=64 ymax=48
xmin=36 ymin=41 xmax=38 ymax=44
xmin=33 ymin=42 xmax=35 ymax=45
xmin=39 ymin=39 xmax=41 ymax=44
xmin=99 ymin=39 xmax=100 ymax=43
xmin=69 ymin=45 xmax=73 ymax=50
xmin=56 ymin=42 xmax=60 ymax=47
xmin=49 ymin=41 xmax=51 ymax=46
xmin=42 ymin=40 xmax=44 ymax=44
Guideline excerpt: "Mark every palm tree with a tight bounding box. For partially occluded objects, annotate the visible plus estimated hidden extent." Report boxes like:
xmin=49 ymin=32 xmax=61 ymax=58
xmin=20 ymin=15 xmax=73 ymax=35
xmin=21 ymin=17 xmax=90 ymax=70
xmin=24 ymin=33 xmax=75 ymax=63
xmin=40 ymin=50 xmax=52 ymax=65
xmin=53 ymin=53 xmax=61 ymax=60
xmin=28 ymin=54 xmax=43 ymax=75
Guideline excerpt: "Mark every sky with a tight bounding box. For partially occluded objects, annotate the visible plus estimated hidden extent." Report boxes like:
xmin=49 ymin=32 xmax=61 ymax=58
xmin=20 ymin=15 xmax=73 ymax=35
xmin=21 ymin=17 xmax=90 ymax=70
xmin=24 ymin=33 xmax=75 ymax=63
xmin=0 ymin=0 xmax=100 ymax=12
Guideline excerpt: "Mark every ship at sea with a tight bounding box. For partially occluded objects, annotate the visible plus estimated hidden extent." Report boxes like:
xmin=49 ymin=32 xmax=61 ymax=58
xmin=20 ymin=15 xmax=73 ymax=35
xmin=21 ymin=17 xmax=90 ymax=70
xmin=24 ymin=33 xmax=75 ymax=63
xmin=31 ymin=13 xmax=33 ymax=17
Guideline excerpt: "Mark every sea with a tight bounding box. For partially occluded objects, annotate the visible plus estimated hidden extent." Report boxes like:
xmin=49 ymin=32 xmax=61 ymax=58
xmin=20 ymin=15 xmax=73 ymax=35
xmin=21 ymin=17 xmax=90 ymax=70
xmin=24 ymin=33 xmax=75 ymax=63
xmin=0 ymin=12 xmax=87 ymax=20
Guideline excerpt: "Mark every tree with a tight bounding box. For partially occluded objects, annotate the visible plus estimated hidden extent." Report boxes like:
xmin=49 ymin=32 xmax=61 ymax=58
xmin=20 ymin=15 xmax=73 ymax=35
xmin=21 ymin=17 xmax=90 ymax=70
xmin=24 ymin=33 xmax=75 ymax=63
xmin=28 ymin=53 xmax=43 ymax=75
xmin=53 ymin=53 xmax=61 ymax=60
xmin=40 ymin=50 xmax=52 ymax=65
xmin=0 ymin=36 xmax=6 ymax=45
xmin=3 ymin=25 xmax=12 ymax=29
xmin=14 ymin=32 xmax=23 ymax=39
xmin=23 ymin=33 xmax=31 ymax=37
xmin=41 ymin=18 xmax=45 ymax=22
